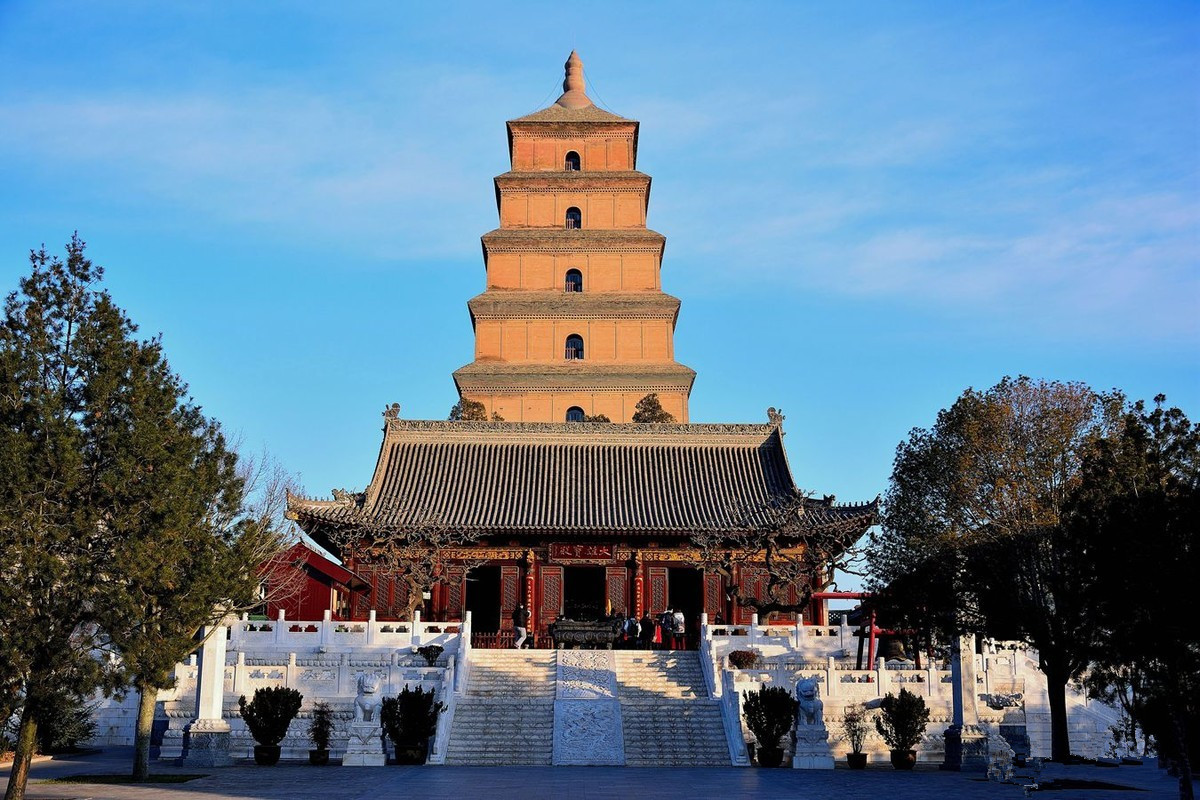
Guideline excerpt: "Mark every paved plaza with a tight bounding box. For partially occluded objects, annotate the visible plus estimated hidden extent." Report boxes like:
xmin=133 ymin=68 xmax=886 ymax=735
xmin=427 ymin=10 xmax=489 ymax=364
xmin=2 ymin=748 xmax=1186 ymax=800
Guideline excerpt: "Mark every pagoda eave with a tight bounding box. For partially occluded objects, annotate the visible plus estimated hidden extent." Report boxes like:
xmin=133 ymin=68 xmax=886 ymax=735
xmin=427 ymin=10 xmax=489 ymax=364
xmin=453 ymin=362 xmax=696 ymax=394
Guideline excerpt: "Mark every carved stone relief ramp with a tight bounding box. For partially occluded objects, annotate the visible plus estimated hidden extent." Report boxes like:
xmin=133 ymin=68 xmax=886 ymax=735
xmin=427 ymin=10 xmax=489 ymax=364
xmin=552 ymin=650 xmax=625 ymax=765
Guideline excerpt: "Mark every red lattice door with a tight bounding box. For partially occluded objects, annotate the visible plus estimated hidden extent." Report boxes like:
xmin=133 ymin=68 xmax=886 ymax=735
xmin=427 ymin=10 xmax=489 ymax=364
xmin=540 ymin=565 xmax=563 ymax=628
xmin=606 ymin=566 xmax=629 ymax=617
xmin=704 ymin=571 xmax=725 ymax=623
xmin=444 ymin=566 xmax=465 ymax=621
xmin=647 ymin=567 xmax=668 ymax=615
xmin=734 ymin=566 xmax=766 ymax=626
xmin=500 ymin=566 xmax=520 ymax=631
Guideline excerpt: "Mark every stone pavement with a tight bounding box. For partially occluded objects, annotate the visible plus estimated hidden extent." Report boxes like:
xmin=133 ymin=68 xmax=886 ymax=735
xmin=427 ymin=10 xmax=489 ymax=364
xmin=2 ymin=748 xmax=1186 ymax=800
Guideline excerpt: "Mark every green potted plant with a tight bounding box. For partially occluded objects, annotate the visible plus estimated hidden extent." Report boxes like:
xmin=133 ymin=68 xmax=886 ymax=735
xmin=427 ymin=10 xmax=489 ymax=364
xmin=239 ymin=686 xmax=303 ymax=765
xmin=742 ymin=686 xmax=796 ymax=767
xmin=840 ymin=703 xmax=869 ymax=769
xmin=875 ymin=688 xmax=930 ymax=770
xmin=416 ymin=644 xmax=443 ymax=667
xmin=728 ymin=650 xmax=760 ymax=669
xmin=380 ymin=686 xmax=445 ymax=765
xmin=307 ymin=702 xmax=334 ymax=766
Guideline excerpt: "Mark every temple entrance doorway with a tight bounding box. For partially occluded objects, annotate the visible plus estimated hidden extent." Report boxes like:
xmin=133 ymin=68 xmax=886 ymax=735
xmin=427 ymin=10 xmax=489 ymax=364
xmin=563 ymin=566 xmax=606 ymax=620
xmin=668 ymin=567 xmax=703 ymax=649
xmin=465 ymin=565 xmax=501 ymax=633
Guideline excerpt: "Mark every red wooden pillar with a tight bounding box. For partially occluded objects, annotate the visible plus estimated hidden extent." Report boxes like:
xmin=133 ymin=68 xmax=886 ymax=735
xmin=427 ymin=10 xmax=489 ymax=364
xmin=633 ymin=554 xmax=644 ymax=619
xmin=524 ymin=552 xmax=537 ymax=632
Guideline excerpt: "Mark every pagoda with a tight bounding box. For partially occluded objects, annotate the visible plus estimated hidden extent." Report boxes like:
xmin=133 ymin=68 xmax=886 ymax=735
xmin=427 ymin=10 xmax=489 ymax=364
xmin=287 ymin=54 xmax=877 ymax=641
xmin=453 ymin=51 xmax=694 ymax=423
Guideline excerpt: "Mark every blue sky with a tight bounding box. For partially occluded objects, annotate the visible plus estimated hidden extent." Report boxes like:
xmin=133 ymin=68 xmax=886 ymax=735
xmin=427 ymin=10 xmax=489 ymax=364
xmin=1 ymin=2 xmax=1197 ymax=586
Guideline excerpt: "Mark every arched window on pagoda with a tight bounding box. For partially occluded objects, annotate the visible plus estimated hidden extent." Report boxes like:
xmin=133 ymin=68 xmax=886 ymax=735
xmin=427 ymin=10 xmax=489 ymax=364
xmin=565 ymin=207 xmax=582 ymax=229
xmin=566 ymin=406 xmax=585 ymax=422
xmin=565 ymin=269 xmax=583 ymax=293
xmin=565 ymin=334 xmax=584 ymax=360
xmin=565 ymin=151 xmax=581 ymax=171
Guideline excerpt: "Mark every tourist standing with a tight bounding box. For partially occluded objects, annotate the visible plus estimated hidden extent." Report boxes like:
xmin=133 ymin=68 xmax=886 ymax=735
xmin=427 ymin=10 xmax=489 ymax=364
xmin=639 ymin=611 xmax=655 ymax=650
xmin=513 ymin=603 xmax=530 ymax=649
xmin=658 ymin=608 xmax=675 ymax=650
xmin=622 ymin=614 xmax=640 ymax=649
xmin=672 ymin=608 xmax=687 ymax=650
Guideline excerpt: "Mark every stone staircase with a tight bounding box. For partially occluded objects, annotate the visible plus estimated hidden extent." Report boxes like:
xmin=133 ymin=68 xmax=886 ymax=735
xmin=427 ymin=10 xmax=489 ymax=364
xmin=445 ymin=649 xmax=731 ymax=766
xmin=444 ymin=650 xmax=556 ymax=765
xmin=615 ymin=651 xmax=731 ymax=766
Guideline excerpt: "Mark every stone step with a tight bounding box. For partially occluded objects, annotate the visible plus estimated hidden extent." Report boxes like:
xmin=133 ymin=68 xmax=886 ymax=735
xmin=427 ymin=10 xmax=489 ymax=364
xmin=620 ymin=696 xmax=730 ymax=767
xmin=444 ymin=699 xmax=554 ymax=766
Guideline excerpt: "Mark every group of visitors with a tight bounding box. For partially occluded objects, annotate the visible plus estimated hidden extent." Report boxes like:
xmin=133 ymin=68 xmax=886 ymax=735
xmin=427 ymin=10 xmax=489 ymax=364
xmin=509 ymin=603 xmax=692 ymax=649
xmin=617 ymin=608 xmax=688 ymax=650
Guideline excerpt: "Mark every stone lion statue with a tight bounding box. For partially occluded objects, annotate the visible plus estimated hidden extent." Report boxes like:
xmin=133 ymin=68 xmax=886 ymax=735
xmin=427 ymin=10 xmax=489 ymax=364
xmin=354 ymin=672 xmax=383 ymax=723
xmin=796 ymin=676 xmax=824 ymax=727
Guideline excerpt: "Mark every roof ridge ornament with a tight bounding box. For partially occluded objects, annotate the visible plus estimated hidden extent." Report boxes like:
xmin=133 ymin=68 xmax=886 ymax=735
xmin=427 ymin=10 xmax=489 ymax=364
xmin=383 ymin=402 xmax=401 ymax=421
xmin=554 ymin=50 xmax=593 ymax=110
xmin=767 ymin=407 xmax=785 ymax=427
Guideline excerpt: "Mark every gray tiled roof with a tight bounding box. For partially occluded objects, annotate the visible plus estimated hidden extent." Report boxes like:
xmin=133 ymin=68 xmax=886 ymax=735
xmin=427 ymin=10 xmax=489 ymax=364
xmin=288 ymin=420 xmax=878 ymax=539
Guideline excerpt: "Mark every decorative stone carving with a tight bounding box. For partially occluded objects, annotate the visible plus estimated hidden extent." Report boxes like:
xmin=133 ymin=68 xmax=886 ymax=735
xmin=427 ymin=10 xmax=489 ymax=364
xmin=354 ymin=672 xmax=384 ymax=723
xmin=382 ymin=402 xmax=401 ymax=421
xmin=792 ymin=677 xmax=834 ymax=769
xmin=767 ymin=407 xmax=785 ymax=426
xmin=181 ymin=717 xmax=232 ymax=767
xmin=342 ymin=722 xmax=386 ymax=767
xmin=552 ymin=700 xmax=624 ymax=766
xmin=552 ymin=651 xmax=624 ymax=765
xmin=557 ymin=650 xmax=616 ymax=700
xmin=796 ymin=677 xmax=824 ymax=726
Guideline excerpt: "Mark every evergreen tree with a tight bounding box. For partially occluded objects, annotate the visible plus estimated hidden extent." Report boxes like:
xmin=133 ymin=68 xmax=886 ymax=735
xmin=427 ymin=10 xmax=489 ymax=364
xmin=0 ymin=236 xmax=124 ymax=800
xmin=632 ymin=393 xmax=675 ymax=423
xmin=1071 ymin=397 xmax=1199 ymax=799
xmin=104 ymin=450 xmax=296 ymax=780
xmin=0 ymin=236 xmax=294 ymax=793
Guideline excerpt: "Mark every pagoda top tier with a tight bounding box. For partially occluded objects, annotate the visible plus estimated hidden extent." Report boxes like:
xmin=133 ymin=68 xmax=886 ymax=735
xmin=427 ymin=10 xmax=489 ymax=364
xmin=510 ymin=51 xmax=631 ymax=124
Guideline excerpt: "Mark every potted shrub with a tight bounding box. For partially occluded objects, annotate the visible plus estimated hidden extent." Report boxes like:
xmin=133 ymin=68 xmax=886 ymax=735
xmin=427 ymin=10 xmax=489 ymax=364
xmin=742 ymin=686 xmax=796 ymax=767
xmin=239 ymin=686 xmax=303 ymax=765
xmin=875 ymin=688 xmax=930 ymax=770
xmin=840 ymin=704 xmax=869 ymax=769
xmin=307 ymin=702 xmax=334 ymax=766
xmin=728 ymin=650 xmax=760 ymax=669
xmin=416 ymin=644 xmax=443 ymax=667
xmin=380 ymin=686 xmax=445 ymax=765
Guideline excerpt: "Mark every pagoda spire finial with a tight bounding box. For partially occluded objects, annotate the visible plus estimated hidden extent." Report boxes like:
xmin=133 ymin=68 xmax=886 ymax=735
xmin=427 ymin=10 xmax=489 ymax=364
xmin=555 ymin=50 xmax=593 ymax=110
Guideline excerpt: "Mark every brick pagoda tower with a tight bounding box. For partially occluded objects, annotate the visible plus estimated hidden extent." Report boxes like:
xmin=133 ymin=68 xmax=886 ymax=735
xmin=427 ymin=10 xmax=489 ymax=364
xmin=453 ymin=52 xmax=695 ymax=422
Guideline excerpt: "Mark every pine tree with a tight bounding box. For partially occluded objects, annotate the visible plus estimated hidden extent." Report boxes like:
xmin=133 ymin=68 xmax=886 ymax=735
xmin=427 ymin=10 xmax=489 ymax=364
xmin=0 ymin=236 xmax=123 ymax=800
xmin=0 ymin=236 xmax=294 ymax=792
